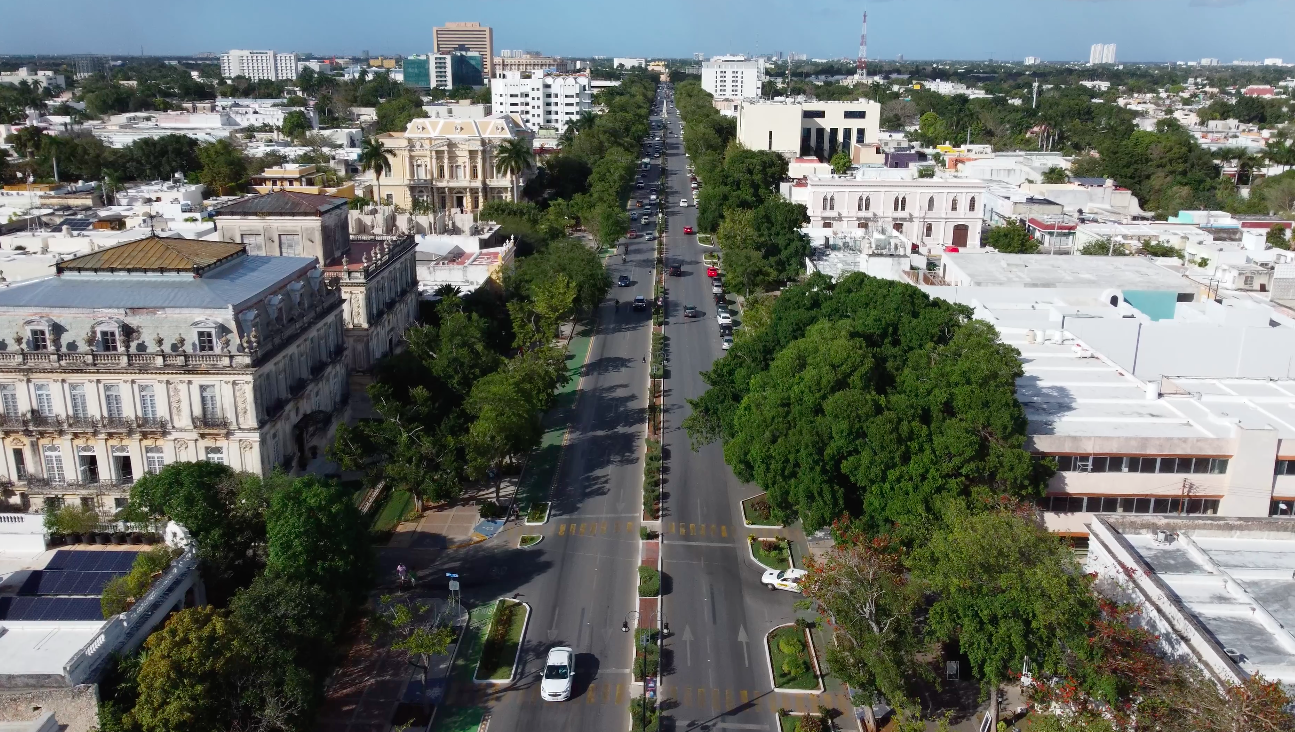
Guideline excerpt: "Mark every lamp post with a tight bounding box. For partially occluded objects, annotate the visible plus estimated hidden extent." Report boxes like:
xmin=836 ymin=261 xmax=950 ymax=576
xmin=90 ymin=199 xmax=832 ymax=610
xmin=623 ymin=609 xmax=660 ymax=730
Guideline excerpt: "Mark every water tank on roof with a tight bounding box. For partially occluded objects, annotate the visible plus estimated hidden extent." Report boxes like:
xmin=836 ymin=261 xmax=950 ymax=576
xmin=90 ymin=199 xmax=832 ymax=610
xmin=1100 ymin=288 xmax=1123 ymax=308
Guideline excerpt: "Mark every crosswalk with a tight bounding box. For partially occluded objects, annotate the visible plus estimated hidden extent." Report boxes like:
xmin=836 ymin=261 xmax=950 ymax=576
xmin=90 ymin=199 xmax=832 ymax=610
xmin=545 ymin=521 xmax=738 ymax=540
xmin=554 ymin=521 xmax=635 ymax=536
xmin=441 ymin=681 xmax=852 ymax=718
xmin=664 ymin=521 xmax=731 ymax=538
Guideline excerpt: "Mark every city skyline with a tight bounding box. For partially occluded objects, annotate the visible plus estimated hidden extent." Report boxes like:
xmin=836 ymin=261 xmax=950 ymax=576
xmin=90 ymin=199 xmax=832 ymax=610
xmin=0 ymin=0 xmax=1288 ymax=64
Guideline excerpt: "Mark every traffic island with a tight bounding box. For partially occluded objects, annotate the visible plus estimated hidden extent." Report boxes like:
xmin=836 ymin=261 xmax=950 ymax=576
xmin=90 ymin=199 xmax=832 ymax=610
xmin=524 ymin=501 xmax=550 ymax=525
xmin=472 ymin=599 xmax=530 ymax=683
xmin=778 ymin=710 xmax=830 ymax=732
xmin=628 ymin=696 xmax=659 ymax=732
xmin=749 ymin=536 xmax=793 ymax=571
xmin=643 ymin=438 xmax=662 ymax=521
xmin=519 ymin=534 xmax=542 ymax=548
xmin=741 ymin=493 xmax=782 ymax=528
xmin=764 ymin=624 xmax=823 ymax=693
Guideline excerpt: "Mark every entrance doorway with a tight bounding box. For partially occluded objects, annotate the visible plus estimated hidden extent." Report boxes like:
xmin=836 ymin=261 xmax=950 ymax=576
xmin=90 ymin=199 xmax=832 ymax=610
xmin=952 ymin=224 xmax=969 ymax=247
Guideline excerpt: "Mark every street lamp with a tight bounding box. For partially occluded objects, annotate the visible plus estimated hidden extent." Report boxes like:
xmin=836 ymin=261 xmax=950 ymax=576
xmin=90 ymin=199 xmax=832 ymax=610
xmin=624 ymin=609 xmax=659 ymax=731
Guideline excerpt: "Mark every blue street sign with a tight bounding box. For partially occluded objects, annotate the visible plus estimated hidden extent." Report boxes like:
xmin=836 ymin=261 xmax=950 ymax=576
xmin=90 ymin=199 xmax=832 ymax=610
xmin=446 ymin=572 xmax=459 ymax=578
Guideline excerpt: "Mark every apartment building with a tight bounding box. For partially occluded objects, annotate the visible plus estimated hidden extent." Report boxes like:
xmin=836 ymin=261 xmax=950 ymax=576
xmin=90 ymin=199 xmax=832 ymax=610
xmin=702 ymin=55 xmax=764 ymax=100
xmin=373 ymin=114 xmax=534 ymax=213
xmin=494 ymin=54 xmax=567 ymax=75
xmin=490 ymin=71 xmax=592 ymax=132
xmin=433 ymin=22 xmax=494 ymax=76
xmin=0 ymin=236 xmax=349 ymax=513
xmin=737 ymin=99 xmax=882 ymax=164
xmin=220 ymin=50 xmax=299 ymax=81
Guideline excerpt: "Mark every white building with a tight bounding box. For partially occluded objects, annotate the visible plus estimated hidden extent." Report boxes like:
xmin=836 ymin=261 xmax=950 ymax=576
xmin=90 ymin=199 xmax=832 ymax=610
xmin=784 ymin=168 xmax=986 ymax=251
xmin=0 ymin=236 xmax=350 ymax=512
xmin=423 ymin=102 xmax=490 ymax=120
xmin=215 ymin=98 xmax=317 ymax=130
xmin=220 ymin=50 xmax=299 ymax=82
xmin=954 ymin=151 xmax=1072 ymax=186
xmin=612 ymin=58 xmax=646 ymax=69
xmin=1089 ymin=43 xmax=1117 ymax=64
xmin=0 ymin=67 xmax=65 ymax=91
xmin=1024 ymin=57 xmax=1042 ymax=66
xmin=490 ymin=72 xmax=592 ymax=132
xmin=737 ymin=99 xmax=882 ymax=164
xmin=702 ymin=56 xmax=765 ymax=100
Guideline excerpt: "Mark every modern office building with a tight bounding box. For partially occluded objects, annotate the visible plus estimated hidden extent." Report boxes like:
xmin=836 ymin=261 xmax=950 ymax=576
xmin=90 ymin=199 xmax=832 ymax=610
xmin=490 ymin=71 xmax=592 ymax=132
xmin=737 ymin=99 xmax=882 ymax=163
xmin=701 ymin=55 xmax=765 ymax=100
xmin=403 ymin=55 xmax=431 ymax=89
xmin=433 ymin=22 xmax=494 ymax=76
xmin=219 ymin=50 xmax=299 ymax=81
xmin=1089 ymin=43 xmax=1117 ymax=65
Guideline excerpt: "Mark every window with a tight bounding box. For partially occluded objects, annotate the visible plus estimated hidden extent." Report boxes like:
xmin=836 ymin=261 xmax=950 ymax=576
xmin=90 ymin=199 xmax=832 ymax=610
xmin=11 ymin=448 xmax=25 ymax=480
xmin=1273 ymin=499 xmax=1295 ymax=517
xmin=864 ymin=196 xmax=871 ymax=211
xmin=928 ymin=196 xmax=935 ymax=212
xmin=69 ymin=384 xmax=88 ymax=420
xmin=821 ymin=195 xmax=829 ymax=211
xmin=925 ymin=223 xmax=933 ymax=237
xmin=768 ymin=130 xmax=773 ymax=150
xmin=1053 ymin=454 xmax=1228 ymax=475
xmin=278 ymin=233 xmax=301 ymax=257
xmin=802 ymin=110 xmax=825 ymax=119
xmin=0 ymin=385 xmax=16 ymax=417
xmin=1277 ymin=459 xmax=1295 ymax=475
xmin=205 ymin=446 xmax=225 ymax=465
xmin=829 ymin=195 xmax=835 ymax=211
xmin=950 ymin=197 xmax=959 ymax=212
xmin=844 ymin=110 xmax=868 ymax=119
xmin=33 ymin=384 xmax=53 ymax=417
xmin=77 ymin=445 xmax=98 ymax=483
xmin=145 ymin=446 xmax=165 ymax=474
xmin=856 ymin=127 xmax=867 ymax=145
xmin=901 ymin=196 xmax=907 ymax=212
xmin=103 ymin=385 xmax=123 ymax=419
xmin=1040 ymin=494 xmax=1220 ymax=516
xmin=199 ymin=385 xmax=219 ymax=420
xmin=893 ymin=197 xmax=900 ymax=212
xmin=969 ymin=196 xmax=976 ymax=212
xmin=139 ymin=385 xmax=157 ymax=419
xmin=28 ymin=328 xmax=48 ymax=352
xmin=196 ymin=330 xmax=216 ymax=353
xmin=42 ymin=444 xmax=65 ymax=484
xmin=99 ymin=329 xmax=118 ymax=352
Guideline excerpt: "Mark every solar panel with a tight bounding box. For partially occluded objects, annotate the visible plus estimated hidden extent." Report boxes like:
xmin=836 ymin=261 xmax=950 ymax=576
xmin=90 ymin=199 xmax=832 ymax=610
xmin=18 ymin=571 xmax=122 ymax=597
xmin=45 ymin=550 xmax=138 ymax=573
xmin=0 ymin=596 xmax=103 ymax=621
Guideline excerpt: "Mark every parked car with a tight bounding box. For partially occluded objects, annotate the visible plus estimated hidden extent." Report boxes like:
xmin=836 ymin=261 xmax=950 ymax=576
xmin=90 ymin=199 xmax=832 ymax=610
xmin=683 ymin=226 xmax=694 ymax=235
xmin=684 ymin=305 xmax=698 ymax=318
xmin=706 ymin=266 xmax=719 ymax=278
xmin=618 ymin=275 xmax=631 ymax=287
xmin=712 ymin=282 xmax=723 ymax=295
xmin=541 ymin=646 xmax=575 ymax=701
xmin=679 ymin=199 xmax=690 ymax=207
xmin=633 ymin=296 xmax=647 ymax=311
xmin=627 ymin=230 xmax=638 ymax=239
xmin=716 ymin=311 xmax=732 ymax=325
xmin=722 ymin=336 xmax=733 ymax=350
xmin=761 ymin=568 xmax=807 ymax=592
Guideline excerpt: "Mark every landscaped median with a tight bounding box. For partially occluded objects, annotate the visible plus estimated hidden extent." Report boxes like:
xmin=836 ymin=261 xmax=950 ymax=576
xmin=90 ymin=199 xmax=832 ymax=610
xmin=778 ymin=709 xmax=831 ymax=732
xmin=472 ymin=599 xmax=530 ymax=683
xmin=741 ymin=493 xmax=782 ymax=528
xmin=643 ymin=438 xmax=662 ymax=521
xmin=749 ymin=535 xmax=792 ymax=571
xmin=525 ymin=501 xmax=550 ymax=525
xmin=765 ymin=622 xmax=823 ymax=693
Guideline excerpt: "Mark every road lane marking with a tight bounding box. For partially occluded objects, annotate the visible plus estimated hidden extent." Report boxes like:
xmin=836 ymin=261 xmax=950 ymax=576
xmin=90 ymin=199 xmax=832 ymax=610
xmin=601 ymin=521 xmax=607 ymax=534
xmin=580 ymin=523 xmax=587 ymax=535
xmin=587 ymin=683 xmax=596 ymax=703
xmin=711 ymin=524 xmax=718 ymax=536
xmin=627 ymin=521 xmax=633 ymax=532
xmin=684 ymin=687 xmax=691 ymax=706
xmin=712 ymin=688 xmax=721 ymax=709
xmin=559 ymin=524 xmax=566 ymax=536
xmin=698 ymin=525 xmax=706 ymax=537
xmin=721 ymin=525 xmax=728 ymax=538
xmin=689 ymin=523 xmax=696 ymax=534
xmin=740 ymin=690 xmax=748 ymax=705
xmin=570 ymin=523 xmax=577 ymax=535
xmin=726 ymin=689 xmax=734 ymax=709
xmin=669 ymin=522 xmax=675 ymax=533
xmin=698 ymin=688 xmax=706 ymax=707
xmin=615 ymin=684 xmax=623 ymax=704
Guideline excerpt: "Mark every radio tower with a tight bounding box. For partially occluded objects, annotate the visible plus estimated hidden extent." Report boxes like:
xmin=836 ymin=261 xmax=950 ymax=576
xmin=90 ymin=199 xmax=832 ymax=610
xmin=853 ymin=8 xmax=868 ymax=85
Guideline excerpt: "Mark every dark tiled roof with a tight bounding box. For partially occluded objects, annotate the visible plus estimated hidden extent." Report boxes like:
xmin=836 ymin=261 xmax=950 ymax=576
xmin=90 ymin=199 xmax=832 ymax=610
xmin=212 ymin=191 xmax=347 ymax=217
xmin=57 ymin=236 xmax=245 ymax=275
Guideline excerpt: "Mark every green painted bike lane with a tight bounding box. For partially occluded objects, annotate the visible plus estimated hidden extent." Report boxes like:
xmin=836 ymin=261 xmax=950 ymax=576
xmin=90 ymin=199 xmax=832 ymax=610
xmin=514 ymin=322 xmax=595 ymax=507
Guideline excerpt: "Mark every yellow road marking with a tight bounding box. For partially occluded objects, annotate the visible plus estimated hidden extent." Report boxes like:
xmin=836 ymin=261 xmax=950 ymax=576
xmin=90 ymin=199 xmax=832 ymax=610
xmin=740 ymin=689 xmax=748 ymax=705
xmin=712 ymin=689 xmax=720 ymax=709
xmin=721 ymin=525 xmax=728 ymax=538
xmin=698 ymin=688 xmax=706 ymax=707
xmin=726 ymin=689 xmax=734 ymax=709
xmin=601 ymin=521 xmax=607 ymax=534
xmin=559 ymin=524 xmax=566 ymax=536
xmin=698 ymin=525 xmax=706 ymax=537
xmin=587 ymin=683 xmax=596 ymax=703
xmin=684 ymin=687 xmax=692 ymax=706
xmin=689 ymin=523 xmax=696 ymax=535
xmin=579 ymin=523 xmax=587 ymax=535
xmin=627 ymin=521 xmax=633 ymax=533
xmin=615 ymin=683 xmax=623 ymax=704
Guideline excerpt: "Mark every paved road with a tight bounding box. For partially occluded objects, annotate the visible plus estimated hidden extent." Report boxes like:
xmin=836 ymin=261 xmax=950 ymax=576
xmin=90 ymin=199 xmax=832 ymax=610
xmin=655 ymin=85 xmax=801 ymax=732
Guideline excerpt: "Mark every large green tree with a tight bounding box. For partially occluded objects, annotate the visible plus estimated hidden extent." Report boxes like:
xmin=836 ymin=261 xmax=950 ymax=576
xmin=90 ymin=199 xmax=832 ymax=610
xmin=986 ymin=221 xmax=1039 ymax=253
xmin=129 ymin=607 xmax=250 ymax=732
xmin=264 ymin=475 xmax=370 ymax=597
xmin=196 ymin=139 xmax=247 ymax=196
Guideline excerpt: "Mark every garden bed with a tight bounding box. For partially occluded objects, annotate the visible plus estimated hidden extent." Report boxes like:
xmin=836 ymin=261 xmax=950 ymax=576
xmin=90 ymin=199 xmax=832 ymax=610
xmin=741 ymin=494 xmax=781 ymax=527
xmin=638 ymin=565 xmax=661 ymax=598
xmin=519 ymin=535 xmax=542 ymax=548
xmin=766 ymin=624 xmax=821 ymax=691
xmin=778 ymin=711 xmax=829 ymax=732
xmin=643 ymin=438 xmax=662 ymax=520
xmin=525 ymin=501 xmax=550 ymax=525
xmin=473 ymin=599 xmax=530 ymax=682
xmin=749 ymin=536 xmax=792 ymax=571
xmin=632 ymin=628 xmax=660 ymax=681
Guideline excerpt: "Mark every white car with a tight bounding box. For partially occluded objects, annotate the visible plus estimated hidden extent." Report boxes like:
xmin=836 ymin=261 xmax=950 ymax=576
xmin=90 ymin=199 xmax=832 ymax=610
xmin=712 ymin=282 xmax=723 ymax=295
xmin=541 ymin=646 xmax=575 ymax=701
xmin=716 ymin=311 xmax=732 ymax=325
xmin=722 ymin=336 xmax=733 ymax=350
xmin=762 ymin=568 xmax=807 ymax=592
xmin=679 ymin=198 xmax=690 ymax=207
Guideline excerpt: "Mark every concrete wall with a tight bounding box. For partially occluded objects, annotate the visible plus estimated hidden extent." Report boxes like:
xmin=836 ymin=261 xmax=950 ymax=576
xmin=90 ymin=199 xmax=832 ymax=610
xmin=0 ymin=685 xmax=97 ymax=732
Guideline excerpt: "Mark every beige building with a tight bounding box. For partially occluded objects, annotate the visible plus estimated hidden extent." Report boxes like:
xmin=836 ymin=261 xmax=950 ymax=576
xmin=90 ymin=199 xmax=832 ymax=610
xmin=434 ymin=22 xmax=494 ymax=77
xmin=375 ymin=115 xmax=534 ymax=214
xmin=493 ymin=54 xmax=566 ymax=76
xmin=249 ymin=164 xmax=356 ymax=198
xmin=212 ymin=191 xmax=351 ymax=262
xmin=737 ymin=99 xmax=883 ymax=164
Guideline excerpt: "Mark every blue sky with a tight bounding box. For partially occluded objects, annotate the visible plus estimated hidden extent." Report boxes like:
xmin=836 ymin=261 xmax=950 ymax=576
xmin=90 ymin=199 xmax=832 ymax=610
xmin=2 ymin=0 xmax=1289 ymax=63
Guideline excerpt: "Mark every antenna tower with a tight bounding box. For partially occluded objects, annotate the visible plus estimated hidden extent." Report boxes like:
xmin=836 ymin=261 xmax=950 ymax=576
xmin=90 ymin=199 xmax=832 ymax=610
xmin=854 ymin=8 xmax=868 ymax=84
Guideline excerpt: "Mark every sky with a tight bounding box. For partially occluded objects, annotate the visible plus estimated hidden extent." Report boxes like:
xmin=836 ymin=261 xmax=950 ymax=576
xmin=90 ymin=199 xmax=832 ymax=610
xmin=1 ymin=0 xmax=1291 ymax=64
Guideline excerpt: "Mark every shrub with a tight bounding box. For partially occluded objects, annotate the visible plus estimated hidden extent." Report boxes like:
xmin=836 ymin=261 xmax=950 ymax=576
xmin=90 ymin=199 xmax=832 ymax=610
xmin=778 ymin=634 xmax=804 ymax=656
xmin=782 ymin=654 xmax=808 ymax=678
xmin=100 ymin=545 xmax=177 ymax=618
xmin=638 ymin=566 xmax=661 ymax=597
xmin=479 ymin=500 xmax=504 ymax=519
xmin=629 ymin=696 xmax=659 ymax=732
xmin=795 ymin=714 xmax=827 ymax=732
xmin=44 ymin=505 xmax=100 ymax=535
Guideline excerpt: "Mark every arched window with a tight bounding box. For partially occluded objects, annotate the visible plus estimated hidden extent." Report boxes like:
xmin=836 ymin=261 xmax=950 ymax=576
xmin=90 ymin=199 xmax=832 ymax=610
xmin=822 ymin=195 xmax=829 ymax=211
xmin=864 ymin=196 xmax=871 ymax=211
xmin=900 ymin=196 xmax=908 ymax=212
xmin=969 ymin=196 xmax=977 ymax=212
xmin=893 ymin=196 xmax=900 ymax=212
xmin=951 ymin=197 xmax=959 ymax=212
xmin=928 ymin=196 xmax=935 ymax=212
xmin=857 ymin=195 xmax=865 ymax=212
xmin=829 ymin=195 xmax=835 ymax=211
xmin=925 ymin=223 xmax=933 ymax=237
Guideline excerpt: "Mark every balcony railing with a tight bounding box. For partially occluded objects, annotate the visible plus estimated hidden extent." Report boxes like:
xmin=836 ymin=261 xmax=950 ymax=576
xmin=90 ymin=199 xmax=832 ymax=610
xmin=21 ymin=477 xmax=133 ymax=495
xmin=0 ymin=413 xmax=171 ymax=434
xmin=0 ymin=350 xmax=255 ymax=369
xmin=193 ymin=416 xmax=230 ymax=430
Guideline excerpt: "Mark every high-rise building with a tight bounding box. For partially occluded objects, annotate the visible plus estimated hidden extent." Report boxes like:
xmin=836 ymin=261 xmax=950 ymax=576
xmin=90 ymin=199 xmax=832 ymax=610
xmin=701 ymin=56 xmax=765 ymax=100
xmin=433 ymin=22 xmax=494 ymax=76
xmin=1201 ymin=58 xmax=1220 ymax=66
xmin=404 ymin=55 xmax=431 ymax=89
xmin=1024 ymin=56 xmax=1041 ymax=66
xmin=220 ymin=50 xmax=298 ymax=81
xmin=1089 ymin=43 xmax=1116 ymax=65
xmin=491 ymin=71 xmax=592 ymax=132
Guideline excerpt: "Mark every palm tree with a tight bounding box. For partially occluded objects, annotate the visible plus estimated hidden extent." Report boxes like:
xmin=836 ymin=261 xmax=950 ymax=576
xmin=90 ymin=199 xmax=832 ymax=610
xmin=573 ymin=110 xmax=597 ymax=133
xmin=358 ymin=136 xmax=393 ymax=206
xmin=493 ymin=138 xmax=534 ymax=202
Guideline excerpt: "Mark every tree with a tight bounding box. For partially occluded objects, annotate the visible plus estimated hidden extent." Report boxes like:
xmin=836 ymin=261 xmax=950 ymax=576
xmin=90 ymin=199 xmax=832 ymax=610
xmin=494 ymin=137 xmax=535 ymax=201
xmin=1042 ymin=166 xmax=1069 ymax=184
xmin=720 ymin=247 xmax=773 ymax=297
xmin=1268 ymin=224 xmax=1290 ymax=250
xmin=130 ymin=607 xmax=250 ymax=732
xmin=830 ymin=150 xmax=852 ymax=175
xmin=986 ymin=221 xmax=1039 ymax=253
xmin=510 ymin=238 xmax=610 ymax=317
xmin=591 ymin=204 xmax=631 ymax=249
xmin=280 ymin=110 xmax=311 ymax=140
xmin=5 ymin=125 xmax=46 ymax=161
xmin=358 ymin=136 xmax=393 ymax=205
xmin=910 ymin=505 xmax=1097 ymax=731
xmin=916 ymin=112 xmax=949 ymax=147
xmin=801 ymin=528 xmax=922 ymax=732
xmin=1079 ymin=238 xmax=1128 ymax=256
xmin=464 ymin=369 xmax=543 ymax=501
xmin=196 ymin=139 xmax=247 ymax=196
xmin=264 ymin=475 xmax=370 ymax=598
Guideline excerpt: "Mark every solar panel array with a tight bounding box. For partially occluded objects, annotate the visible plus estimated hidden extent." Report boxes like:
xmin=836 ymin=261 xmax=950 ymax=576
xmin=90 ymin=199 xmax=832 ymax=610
xmin=0 ymin=551 xmax=139 ymax=622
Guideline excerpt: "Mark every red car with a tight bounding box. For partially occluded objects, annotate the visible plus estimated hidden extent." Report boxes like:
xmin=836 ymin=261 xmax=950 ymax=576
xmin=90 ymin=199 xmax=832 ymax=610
xmin=706 ymin=266 xmax=719 ymax=278
xmin=627 ymin=231 xmax=638 ymax=239
xmin=683 ymin=226 xmax=694 ymax=235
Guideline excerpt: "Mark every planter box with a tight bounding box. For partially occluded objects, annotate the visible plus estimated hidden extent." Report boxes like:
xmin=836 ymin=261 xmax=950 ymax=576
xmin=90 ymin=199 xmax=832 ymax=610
xmin=741 ymin=493 xmax=782 ymax=528
xmin=749 ymin=536 xmax=793 ymax=571
xmin=472 ymin=599 xmax=531 ymax=684
xmin=524 ymin=502 xmax=550 ymax=526
xmin=764 ymin=624 xmax=824 ymax=693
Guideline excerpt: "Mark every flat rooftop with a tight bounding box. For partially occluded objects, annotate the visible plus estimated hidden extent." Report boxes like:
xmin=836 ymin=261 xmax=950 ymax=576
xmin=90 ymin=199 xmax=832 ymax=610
xmin=942 ymin=253 xmax=1197 ymax=294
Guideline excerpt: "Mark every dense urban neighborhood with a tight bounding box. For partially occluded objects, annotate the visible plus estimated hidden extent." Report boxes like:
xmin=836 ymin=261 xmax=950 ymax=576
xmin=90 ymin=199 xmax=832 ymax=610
xmin=0 ymin=11 xmax=1294 ymax=732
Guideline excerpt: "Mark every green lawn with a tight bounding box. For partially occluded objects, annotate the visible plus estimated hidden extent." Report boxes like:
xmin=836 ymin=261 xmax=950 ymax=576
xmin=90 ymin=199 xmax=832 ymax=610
xmin=520 ymin=535 xmax=542 ymax=547
xmin=432 ymin=705 xmax=486 ymax=732
xmin=742 ymin=495 xmax=780 ymax=527
xmin=768 ymin=626 xmax=818 ymax=690
xmin=370 ymin=489 xmax=414 ymax=533
xmin=750 ymin=537 xmax=791 ymax=570
xmin=779 ymin=712 xmax=828 ymax=732
xmin=527 ymin=502 xmax=549 ymax=523
xmin=474 ymin=599 xmax=527 ymax=681
xmin=450 ymin=604 xmax=495 ymax=685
